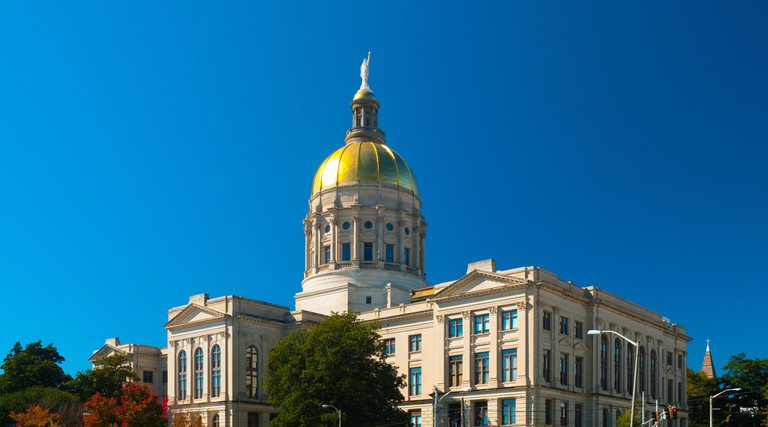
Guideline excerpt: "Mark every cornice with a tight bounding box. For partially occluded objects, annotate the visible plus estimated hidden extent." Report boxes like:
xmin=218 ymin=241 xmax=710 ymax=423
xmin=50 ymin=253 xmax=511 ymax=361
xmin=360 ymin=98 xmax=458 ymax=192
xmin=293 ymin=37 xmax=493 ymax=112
xmin=235 ymin=314 xmax=292 ymax=329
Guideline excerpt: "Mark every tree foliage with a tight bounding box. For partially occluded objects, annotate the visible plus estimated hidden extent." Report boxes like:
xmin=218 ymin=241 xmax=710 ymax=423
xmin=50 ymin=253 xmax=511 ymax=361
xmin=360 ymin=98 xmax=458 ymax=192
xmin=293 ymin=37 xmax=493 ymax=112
xmin=616 ymin=401 xmax=641 ymax=427
xmin=83 ymin=383 xmax=166 ymax=427
xmin=687 ymin=367 xmax=720 ymax=427
xmin=64 ymin=353 xmax=138 ymax=401
xmin=265 ymin=312 xmax=408 ymax=427
xmin=719 ymin=353 xmax=768 ymax=426
xmin=0 ymin=341 xmax=70 ymax=394
xmin=9 ymin=405 xmax=60 ymax=427
xmin=0 ymin=386 xmax=83 ymax=427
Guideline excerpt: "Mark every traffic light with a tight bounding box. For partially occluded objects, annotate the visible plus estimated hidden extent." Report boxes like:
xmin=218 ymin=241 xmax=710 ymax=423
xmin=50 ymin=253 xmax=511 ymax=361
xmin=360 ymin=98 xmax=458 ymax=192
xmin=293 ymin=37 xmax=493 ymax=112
xmin=668 ymin=406 xmax=678 ymax=420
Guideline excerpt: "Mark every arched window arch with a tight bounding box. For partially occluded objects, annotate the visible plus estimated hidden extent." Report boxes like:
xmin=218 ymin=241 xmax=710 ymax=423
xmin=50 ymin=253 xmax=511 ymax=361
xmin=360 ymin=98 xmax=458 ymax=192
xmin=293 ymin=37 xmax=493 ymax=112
xmin=614 ymin=338 xmax=622 ymax=392
xmin=194 ymin=347 xmax=204 ymax=399
xmin=178 ymin=350 xmax=187 ymax=399
xmin=211 ymin=344 xmax=221 ymax=397
xmin=600 ymin=335 xmax=608 ymax=391
xmin=638 ymin=346 xmax=646 ymax=394
xmin=246 ymin=346 xmax=258 ymax=398
xmin=212 ymin=414 xmax=219 ymax=427
xmin=650 ymin=349 xmax=657 ymax=399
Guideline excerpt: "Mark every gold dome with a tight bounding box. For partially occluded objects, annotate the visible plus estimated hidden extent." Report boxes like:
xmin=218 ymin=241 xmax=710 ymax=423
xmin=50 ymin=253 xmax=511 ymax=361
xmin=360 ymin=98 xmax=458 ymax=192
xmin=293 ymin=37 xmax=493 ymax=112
xmin=312 ymin=142 xmax=419 ymax=196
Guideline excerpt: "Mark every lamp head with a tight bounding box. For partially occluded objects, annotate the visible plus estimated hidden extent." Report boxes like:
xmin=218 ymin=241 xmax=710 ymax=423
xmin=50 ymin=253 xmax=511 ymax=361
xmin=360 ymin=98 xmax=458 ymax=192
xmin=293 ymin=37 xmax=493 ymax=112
xmin=587 ymin=330 xmax=602 ymax=335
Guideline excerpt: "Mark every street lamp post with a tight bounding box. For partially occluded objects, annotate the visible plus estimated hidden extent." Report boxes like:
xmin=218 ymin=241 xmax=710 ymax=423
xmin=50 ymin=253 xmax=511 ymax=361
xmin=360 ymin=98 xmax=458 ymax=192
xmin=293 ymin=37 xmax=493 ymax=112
xmin=322 ymin=404 xmax=342 ymax=427
xmin=589 ymin=329 xmax=639 ymax=427
xmin=709 ymin=387 xmax=741 ymax=427
xmin=432 ymin=387 xmax=472 ymax=426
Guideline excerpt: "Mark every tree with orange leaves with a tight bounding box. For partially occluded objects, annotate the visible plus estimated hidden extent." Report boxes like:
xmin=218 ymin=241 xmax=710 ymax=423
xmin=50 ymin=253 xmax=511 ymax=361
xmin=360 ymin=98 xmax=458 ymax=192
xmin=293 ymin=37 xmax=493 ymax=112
xmin=83 ymin=382 xmax=166 ymax=427
xmin=9 ymin=405 xmax=60 ymax=427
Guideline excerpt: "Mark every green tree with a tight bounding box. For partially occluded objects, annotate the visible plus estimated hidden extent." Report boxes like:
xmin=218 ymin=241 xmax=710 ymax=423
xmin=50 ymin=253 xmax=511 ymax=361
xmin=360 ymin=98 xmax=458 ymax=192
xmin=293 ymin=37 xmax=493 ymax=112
xmin=719 ymin=353 xmax=768 ymax=426
xmin=687 ymin=367 xmax=720 ymax=427
xmin=265 ymin=312 xmax=408 ymax=427
xmin=0 ymin=341 xmax=70 ymax=394
xmin=63 ymin=353 xmax=138 ymax=401
xmin=0 ymin=386 xmax=83 ymax=427
xmin=616 ymin=401 xmax=641 ymax=427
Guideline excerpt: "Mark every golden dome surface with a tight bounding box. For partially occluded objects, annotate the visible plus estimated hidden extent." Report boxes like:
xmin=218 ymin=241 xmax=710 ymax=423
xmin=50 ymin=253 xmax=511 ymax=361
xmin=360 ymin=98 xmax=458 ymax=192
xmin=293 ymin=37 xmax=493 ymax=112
xmin=312 ymin=142 xmax=419 ymax=196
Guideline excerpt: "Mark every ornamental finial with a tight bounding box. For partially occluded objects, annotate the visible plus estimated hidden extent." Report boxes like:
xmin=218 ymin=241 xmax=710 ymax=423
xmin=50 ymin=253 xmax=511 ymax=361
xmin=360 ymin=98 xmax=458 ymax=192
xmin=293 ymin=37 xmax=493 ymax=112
xmin=360 ymin=51 xmax=371 ymax=90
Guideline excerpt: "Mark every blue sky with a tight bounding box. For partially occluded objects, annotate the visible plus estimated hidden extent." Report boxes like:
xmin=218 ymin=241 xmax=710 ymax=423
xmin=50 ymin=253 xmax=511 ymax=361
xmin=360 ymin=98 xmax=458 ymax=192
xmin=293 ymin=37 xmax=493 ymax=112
xmin=0 ymin=1 xmax=765 ymax=376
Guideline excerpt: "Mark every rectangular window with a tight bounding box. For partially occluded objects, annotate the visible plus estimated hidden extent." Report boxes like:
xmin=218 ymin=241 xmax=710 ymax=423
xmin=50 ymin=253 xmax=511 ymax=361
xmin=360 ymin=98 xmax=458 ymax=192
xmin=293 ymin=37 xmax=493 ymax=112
xmin=678 ymin=354 xmax=683 ymax=369
xmin=502 ymin=310 xmax=518 ymax=330
xmin=667 ymin=351 xmax=673 ymax=366
xmin=247 ymin=412 xmax=259 ymax=427
xmin=543 ymin=349 xmax=551 ymax=382
xmin=474 ymin=401 xmax=488 ymax=426
xmin=678 ymin=382 xmax=683 ymax=408
xmin=365 ymin=296 xmax=372 ymax=304
xmin=409 ymin=367 xmax=422 ymax=396
xmin=324 ymin=245 xmax=331 ymax=264
xmin=404 ymin=248 xmax=410 ymax=265
xmin=501 ymin=349 xmax=517 ymax=382
xmin=668 ymin=379 xmax=673 ymax=403
xmin=409 ymin=334 xmax=422 ymax=352
xmin=559 ymin=316 xmax=568 ymax=335
xmin=575 ymin=403 xmax=583 ymax=427
xmin=162 ymin=370 xmax=168 ymax=384
xmin=385 ymin=244 xmax=394 ymax=262
xmin=474 ymin=314 xmax=490 ymax=334
xmin=143 ymin=370 xmax=153 ymax=383
xmin=560 ymin=353 xmax=569 ymax=386
xmin=448 ymin=355 xmax=463 ymax=387
xmin=545 ymin=399 xmax=553 ymax=425
xmin=502 ymin=399 xmax=516 ymax=425
xmin=384 ymin=338 xmax=395 ymax=355
xmin=448 ymin=318 xmax=463 ymax=337
xmin=574 ymin=321 xmax=583 ymax=339
xmin=560 ymin=401 xmax=568 ymax=426
xmin=575 ymin=357 xmax=583 ymax=388
xmin=363 ymin=242 xmax=373 ymax=261
xmin=410 ymin=411 xmax=422 ymax=427
xmin=342 ymin=243 xmax=351 ymax=261
xmin=474 ymin=352 xmax=489 ymax=385
xmin=448 ymin=403 xmax=461 ymax=427
xmin=543 ymin=311 xmax=552 ymax=331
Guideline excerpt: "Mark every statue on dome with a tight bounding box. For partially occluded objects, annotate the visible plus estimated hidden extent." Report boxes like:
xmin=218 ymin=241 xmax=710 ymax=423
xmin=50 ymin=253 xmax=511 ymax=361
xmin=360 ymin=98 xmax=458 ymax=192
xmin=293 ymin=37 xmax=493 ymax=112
xmin=360 ymin=52 xmax=371 ymax=89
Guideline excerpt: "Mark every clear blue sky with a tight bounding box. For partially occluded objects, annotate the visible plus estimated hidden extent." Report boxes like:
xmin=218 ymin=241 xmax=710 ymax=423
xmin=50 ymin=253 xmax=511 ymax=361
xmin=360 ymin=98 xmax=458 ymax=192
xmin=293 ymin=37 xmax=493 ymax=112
xmin=0 ymin=1 xmax=765 ymax=376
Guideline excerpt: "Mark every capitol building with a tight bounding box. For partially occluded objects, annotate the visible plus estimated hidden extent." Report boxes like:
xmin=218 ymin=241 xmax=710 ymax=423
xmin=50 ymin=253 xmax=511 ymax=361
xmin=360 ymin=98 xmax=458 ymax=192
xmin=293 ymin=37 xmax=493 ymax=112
xmin=92 ymin=57 xmax=691 ymax=427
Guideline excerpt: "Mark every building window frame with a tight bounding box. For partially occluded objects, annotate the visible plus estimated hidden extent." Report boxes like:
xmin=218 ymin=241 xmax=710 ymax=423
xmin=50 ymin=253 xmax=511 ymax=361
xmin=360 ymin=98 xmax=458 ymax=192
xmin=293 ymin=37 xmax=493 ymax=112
xmin=474 ymin=352 xmax=489 ymax=385
xmin=409 ymin=367 xmax=422 ymax=396
xmin=560 ymin=353 xmax=569 ymax=386
xmin=501 ymin=348 xmax=517 ymax=382
xmin=448 ymin=355 xmax=463 ymax=387
xmin=575 ymin=356 xmax=583 ymax=388
xmin=448 ymin=318 xmax=463 ymax=338
xmin=384 ymin=338 xmax=395 ymax=355
xmin=193 ymin=347 xmax=204 ymax=399
xmin=408 ymin=334 xmax=422 ymax=352
xmin=543 ymin=349 xmax=551 ymax=383
xmin=211 ymin=344 xmax=221 ymax=397
xmin=502 ymin=399 xmax=516 ymax=425
xmin=574 ymin=320 xmax=583 ymax=339
xmin=474 ymin=313 xmax=490 ymax=334
xmin=246 ymin=345 xmax=258 ymax=398
xmin=177 ymin=350 xmax=187 ymax=399
xmin=502 ymin=310 xmax=518 ymax=330
xmin=559 ymin=316 xmax=568 ymax=335
xmin=543 ymin=311 xmax=552 ymax=331
xmin=474 ymin=401 xmax=489 ymax=426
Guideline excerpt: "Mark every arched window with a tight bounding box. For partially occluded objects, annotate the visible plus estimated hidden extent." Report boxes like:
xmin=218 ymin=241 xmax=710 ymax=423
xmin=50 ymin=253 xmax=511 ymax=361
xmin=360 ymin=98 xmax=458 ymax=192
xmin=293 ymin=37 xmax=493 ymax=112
xmin=212 ymin=414 xmax=219 ymax=427
xmin=246 ymin=346 xmax=258 ymax=398
xmin=602 ymin=408 xmax=609 ymax=427
xmin=614 ymin=338 xmax=621 ymax=392
xmin=178 ymin=350 xmax=187 ymax=399
xmin=638 ymin=347 xmax=646 ymax=394
xmin=651 ymin=349 xmax=657 ymax=399
xmin=211 ymin=344 xmax=221 ymax=397
xmin=194 ymin=348 xmax=204 ymax=398
xmin=600 ymin=334 xmax=608 ymax=391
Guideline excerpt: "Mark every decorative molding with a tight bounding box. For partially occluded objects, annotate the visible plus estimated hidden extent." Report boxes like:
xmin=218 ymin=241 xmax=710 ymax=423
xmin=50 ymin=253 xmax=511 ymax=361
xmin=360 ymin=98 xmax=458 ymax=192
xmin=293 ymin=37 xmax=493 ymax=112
xmin=516 ymin=299 xmax=529 ymax=311
xmin=489 ymin=306 xmax=498 ymax=315
xmin=436 ymin=314 xmax=445 ymax=324
xmin=462 ymin=311 xmax=470 ymax=319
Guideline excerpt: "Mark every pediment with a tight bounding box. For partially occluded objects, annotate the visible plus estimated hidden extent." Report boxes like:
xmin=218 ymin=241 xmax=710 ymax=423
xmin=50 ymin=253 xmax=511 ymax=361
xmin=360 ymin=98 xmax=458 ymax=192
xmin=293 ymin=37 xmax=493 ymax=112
xmin=88 ymin=345 xmax=124 ymax=364
xmin=433 ymin=270 xmax=529 ymax=300
xmin=165 ymin=304 xmax=229 ymax=329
